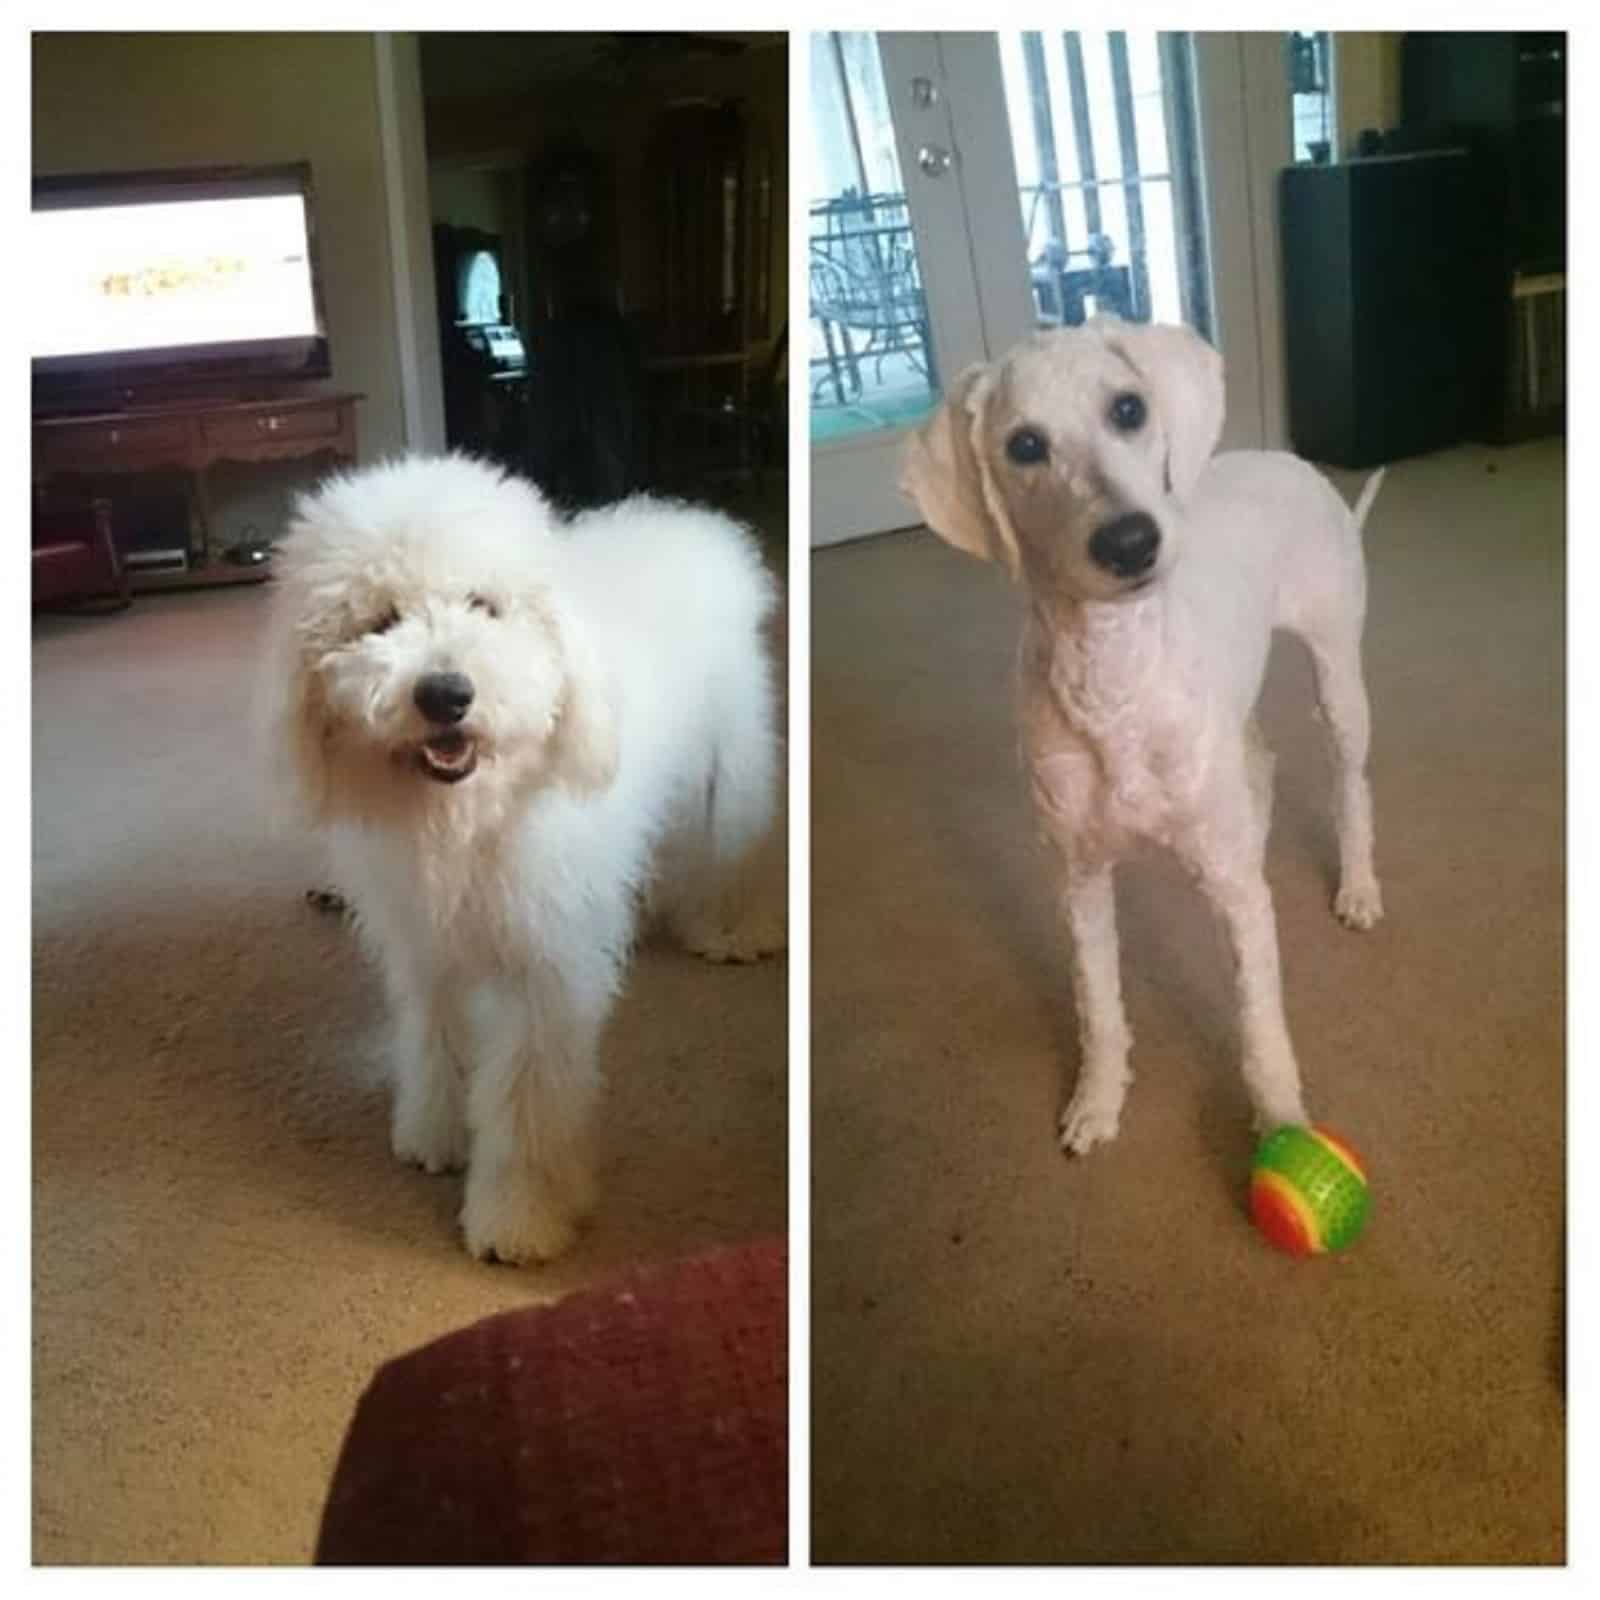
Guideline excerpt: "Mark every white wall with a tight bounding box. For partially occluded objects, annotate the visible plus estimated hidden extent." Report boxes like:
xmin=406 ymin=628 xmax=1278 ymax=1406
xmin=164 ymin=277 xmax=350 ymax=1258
xmin=1335 ymin=32 xmax=1404 ymax=158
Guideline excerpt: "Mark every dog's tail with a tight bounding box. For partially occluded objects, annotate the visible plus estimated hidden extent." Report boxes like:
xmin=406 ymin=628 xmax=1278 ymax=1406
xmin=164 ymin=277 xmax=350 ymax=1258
xmin=1352 ymin=467 xmax=1386 ymax=535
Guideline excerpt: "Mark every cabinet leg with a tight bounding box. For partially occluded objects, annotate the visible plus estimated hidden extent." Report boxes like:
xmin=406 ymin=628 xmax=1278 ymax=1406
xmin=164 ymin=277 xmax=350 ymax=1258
xmin=189 ymin=466 xmax=216 ymax=568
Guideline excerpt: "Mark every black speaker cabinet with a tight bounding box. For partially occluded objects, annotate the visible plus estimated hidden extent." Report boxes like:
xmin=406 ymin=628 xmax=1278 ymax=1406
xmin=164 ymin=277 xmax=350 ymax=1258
xmin=1280 ymin=152 xmax=1497 ymax=468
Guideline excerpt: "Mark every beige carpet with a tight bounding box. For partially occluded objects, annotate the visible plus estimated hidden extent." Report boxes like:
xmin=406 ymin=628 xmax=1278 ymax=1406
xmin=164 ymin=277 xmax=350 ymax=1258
xmin=811 ymin=440 xmax=1564 ymax=1564
xmin=32 ymin=488 xmax=788 ymax=1564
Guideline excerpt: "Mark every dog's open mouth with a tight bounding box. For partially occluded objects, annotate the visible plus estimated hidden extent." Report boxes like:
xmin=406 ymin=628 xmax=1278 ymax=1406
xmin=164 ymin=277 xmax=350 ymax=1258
xmin=416 ymin=730 xmax=479 ymax=783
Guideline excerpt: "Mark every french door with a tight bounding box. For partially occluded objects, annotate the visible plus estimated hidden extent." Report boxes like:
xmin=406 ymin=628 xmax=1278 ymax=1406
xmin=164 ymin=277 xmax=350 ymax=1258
xmin=808 ymin=31 xmax=1293 ymax=546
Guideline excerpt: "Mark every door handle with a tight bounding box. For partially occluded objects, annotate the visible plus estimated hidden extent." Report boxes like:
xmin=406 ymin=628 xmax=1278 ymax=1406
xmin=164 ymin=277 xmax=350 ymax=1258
xmin=917 ymin=144 xmax=953 ymax=178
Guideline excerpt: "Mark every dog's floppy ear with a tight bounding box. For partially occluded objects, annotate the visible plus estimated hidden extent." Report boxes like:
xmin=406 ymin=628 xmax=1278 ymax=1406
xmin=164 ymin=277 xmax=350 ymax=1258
xmin=899 ymin=363 xmax=1021 ymax=575
xmin=549 ymin=612 xmax=619 ymax=795
xmin=1098 ymin=319 xmax=1224 ymax=501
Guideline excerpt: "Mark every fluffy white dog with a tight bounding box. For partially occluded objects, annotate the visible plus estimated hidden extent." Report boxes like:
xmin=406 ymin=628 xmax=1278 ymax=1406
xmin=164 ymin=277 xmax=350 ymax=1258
xmin=261 ymin=454 xmax=782 ymax=1263
xmin=901 ymin=318 xmax=1382 ymax=1152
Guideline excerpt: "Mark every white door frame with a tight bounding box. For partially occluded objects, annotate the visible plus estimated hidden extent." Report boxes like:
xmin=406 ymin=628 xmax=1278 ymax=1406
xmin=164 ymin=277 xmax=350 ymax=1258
xmin=373 ymin=32 xmax=447 ymax=456
xmin=1190 ymin=32 xmax=1291 ymax=453
xmin=933 ymin=34 xmax=1038 ymax=366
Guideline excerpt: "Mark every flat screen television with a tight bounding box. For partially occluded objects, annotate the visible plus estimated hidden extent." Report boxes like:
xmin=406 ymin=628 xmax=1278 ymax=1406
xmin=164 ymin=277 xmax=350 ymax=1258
xmin=31 ymin=161 xmax=331 ymax=414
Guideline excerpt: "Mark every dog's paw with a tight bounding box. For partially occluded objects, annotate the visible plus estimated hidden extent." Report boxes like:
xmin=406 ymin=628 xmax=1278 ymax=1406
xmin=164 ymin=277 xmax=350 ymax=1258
xmin=392 ymin=1130 xmax=468 ymax=1176
xmin=680 ymin=913 xmax=787 ymax=965
xmin=391 ymin=1110 xmax=468 ymax=1176
xmin=1334 ymin=881 xmax=1384 ymax=931
xmin=1059 ymin=1090 xmax=1124 ymax=1156
xmin=461 ymin=1173 xmax=579 ymax=1266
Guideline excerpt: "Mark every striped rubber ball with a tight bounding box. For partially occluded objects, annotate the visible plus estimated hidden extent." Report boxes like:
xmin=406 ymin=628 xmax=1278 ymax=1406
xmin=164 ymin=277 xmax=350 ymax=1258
xmin=1249 ymin=1125 xmax=1370 ymax=1256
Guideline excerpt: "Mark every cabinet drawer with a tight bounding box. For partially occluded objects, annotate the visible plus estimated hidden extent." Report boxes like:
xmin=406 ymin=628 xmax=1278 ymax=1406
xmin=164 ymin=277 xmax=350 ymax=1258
xmin=34 ymin=416 xmax=192 ymax=473
xmin=202 ymin=406 xmax=343 ymax=453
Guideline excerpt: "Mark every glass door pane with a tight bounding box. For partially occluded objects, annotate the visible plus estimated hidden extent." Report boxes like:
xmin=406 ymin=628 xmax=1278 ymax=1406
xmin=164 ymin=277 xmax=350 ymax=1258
xmin=994 ymin=29 xmax=1213 ymax=340
xmin=809 ymin=33 xmax=940 ymax=444
xmin=1288 ymin=31 xmax=1336 ymax=164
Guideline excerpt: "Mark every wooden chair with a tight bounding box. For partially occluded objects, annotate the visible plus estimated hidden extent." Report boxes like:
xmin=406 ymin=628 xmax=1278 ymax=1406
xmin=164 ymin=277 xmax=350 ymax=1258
xmin=641 ymin=100 xmax=776 ymax=483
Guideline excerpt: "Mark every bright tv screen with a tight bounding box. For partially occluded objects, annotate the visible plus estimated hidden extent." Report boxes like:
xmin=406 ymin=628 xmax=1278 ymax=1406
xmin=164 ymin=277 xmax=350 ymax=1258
xmin=31 ymin=163 xmax=330 ymax=406
xmin=33 ymin=193 xmax=319 ymax=359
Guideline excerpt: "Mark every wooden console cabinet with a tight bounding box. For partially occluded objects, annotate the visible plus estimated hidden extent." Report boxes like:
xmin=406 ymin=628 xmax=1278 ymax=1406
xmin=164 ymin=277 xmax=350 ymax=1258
xmin=32 ymin=391 xmax=362 ymax=591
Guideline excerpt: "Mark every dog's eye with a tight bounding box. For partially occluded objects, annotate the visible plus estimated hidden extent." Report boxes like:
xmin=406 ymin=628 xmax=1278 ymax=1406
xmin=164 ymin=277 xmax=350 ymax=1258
xmin=1006 ymin=427 xmax=1049 ymax=465
xmin=369 ymin=606 xmax=401 ymax=636
xmin=1109 ymin=392 xmax=1147 ymax=432
xmin=468 ymin=594 xmax=501 ymax=619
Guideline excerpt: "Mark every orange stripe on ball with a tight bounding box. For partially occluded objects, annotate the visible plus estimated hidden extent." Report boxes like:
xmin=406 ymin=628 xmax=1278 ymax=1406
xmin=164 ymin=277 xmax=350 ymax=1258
xmin=1309 ymin=1126 xmax=1366 ymax=1183
xmin=1250 ymin=1170 xmax=1325 ymax=1255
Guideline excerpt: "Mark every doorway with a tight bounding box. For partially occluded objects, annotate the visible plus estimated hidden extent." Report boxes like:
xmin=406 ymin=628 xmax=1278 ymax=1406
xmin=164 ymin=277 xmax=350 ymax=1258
xmin=414 ymin=32 xmax=789 ymax=513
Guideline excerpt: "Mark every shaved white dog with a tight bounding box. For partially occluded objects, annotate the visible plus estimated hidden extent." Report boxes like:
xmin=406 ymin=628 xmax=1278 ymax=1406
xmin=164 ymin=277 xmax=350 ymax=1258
xmin=901 ymin=318 xmax=1382 ymax=1151
xmin=261 ymin=455 xmax=782 ymax=1262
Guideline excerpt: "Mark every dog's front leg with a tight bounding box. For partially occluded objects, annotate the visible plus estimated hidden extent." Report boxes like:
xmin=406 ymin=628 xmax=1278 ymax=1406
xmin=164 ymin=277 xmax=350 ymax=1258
xmin=1192 ymin=854 xmax=1309 ymax=1133
xmin=388 ymin=981 xmax=469 ymax=1175
xmin=1056 ymin=864 xmax=1135 ymax=1154
xmin=459 ymin=977 xmax=606 ymax=1265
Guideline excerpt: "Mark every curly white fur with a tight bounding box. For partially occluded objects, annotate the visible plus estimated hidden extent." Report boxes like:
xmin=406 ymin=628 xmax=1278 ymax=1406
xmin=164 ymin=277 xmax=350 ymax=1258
xmin=260 ymin=455 xmax=783 ymax=1262
xmin=901 ymin=318 xmax=1382 ymax=1152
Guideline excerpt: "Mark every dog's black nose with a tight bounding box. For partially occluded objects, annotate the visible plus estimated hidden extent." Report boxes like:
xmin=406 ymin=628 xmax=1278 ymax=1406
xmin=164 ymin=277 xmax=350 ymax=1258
xmin=413 ymin=671 xmax=474 ymax=724
xmin=1089 ymin=512 xmax=1161 ymax=578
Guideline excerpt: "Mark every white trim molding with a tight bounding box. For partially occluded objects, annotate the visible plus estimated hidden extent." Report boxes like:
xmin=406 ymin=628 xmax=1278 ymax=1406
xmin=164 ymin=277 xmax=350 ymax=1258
xmin=373 ymin=32 xmax=446 ymax=457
